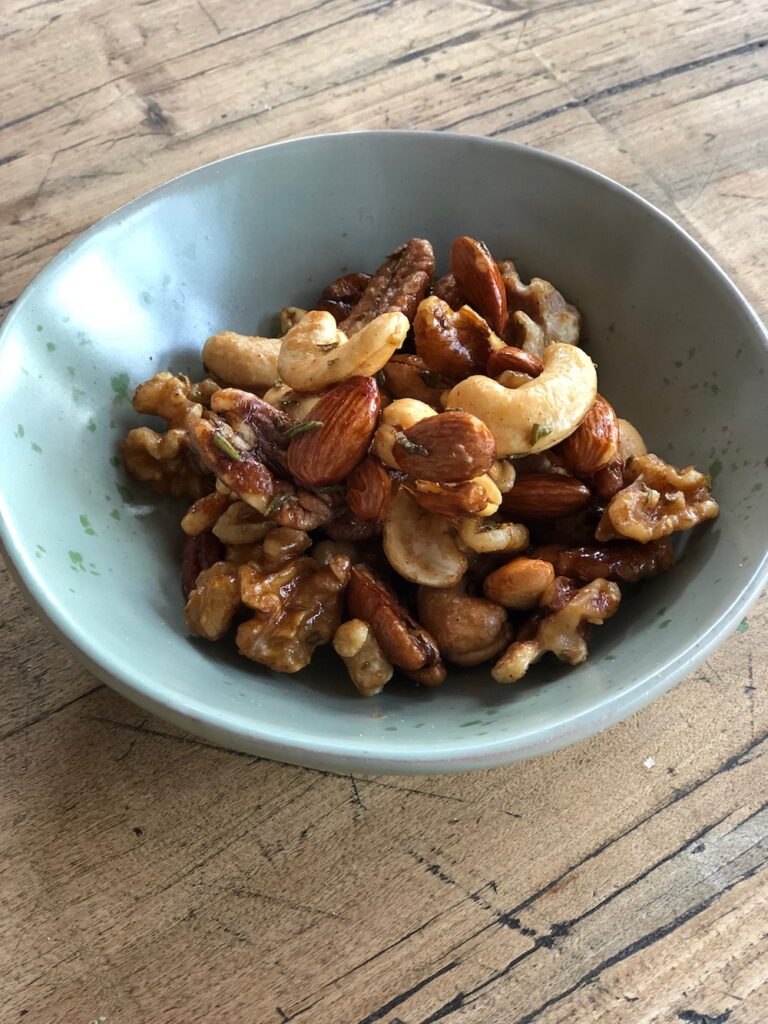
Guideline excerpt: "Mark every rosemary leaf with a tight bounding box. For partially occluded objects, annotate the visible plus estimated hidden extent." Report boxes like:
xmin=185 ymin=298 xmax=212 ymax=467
xmin=529 ymin=422 xmax=552 ymax=445
xmin=395 ymin=431 xmax=430 ymax=457
xmin=281 ymin=419 xmax=323 ymax=439
xmin=212 ymin=433 xmax=242 ymax=461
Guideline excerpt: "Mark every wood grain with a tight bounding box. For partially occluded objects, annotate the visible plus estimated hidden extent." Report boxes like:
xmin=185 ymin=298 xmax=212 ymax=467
xmin=1 ymin=1 xmax=766 ymax=1021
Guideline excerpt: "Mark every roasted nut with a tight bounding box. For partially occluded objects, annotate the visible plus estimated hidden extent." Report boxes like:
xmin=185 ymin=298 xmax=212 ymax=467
xmin=392 ymin=411 xmax=496 ymax=483
xmin=312 ymin=539 xmax=361 ymax=567
xmin=451 ymin=236 xmax=508 ymax=335
xmin=533 ymin=538 xmax=674 ymax=583
xmin=486 ymin=346 xmax=544 ymax=380
xmin=617 ymin=418 xmax=648 ymax=462
xmin=333 ymin=619 xmax=394 ymax=696
xmin=262 ymin=527 xmax=312 ymax=568
xmin=237 ymin=556 xmax=350 ymax=673
xmin=181 ymin=532 xmax=225 ymax=599
xmin=372 ymin=398 xmax=436 ymax=468
xmin=325 ymin=508 xmax=381 ymax=542
xmin=269 ymin=488 xmax=333 ymax=531
xmin=489 ymin=458 xmax=517 ymax=493
xmin=278 ymin=310 xmax=408 ymax=392
xmin=189 ymin=417 xmax=277 ymax=512
xmin=596 ymin=453 xmax=719 ymax=542
xmin=341 ymin=239 xmax=435 ymax=334
xmin=211 ymin=388 xmax=292 ymax=475
xmin=280 ymin=307 xmax=308 ymax=333
xmin=383 ymin=354 xmax=448 ymax=406
xmin=446 ymin=342 xmax=598 ymax=457
xmin=591 ymin=458 xmax=625 ymax=499
xmin=501 ymin=473 xmax=592 ymax=519
xmin=181 ymin=491 xmax=231 ymax=536
xmin=347 ymin=456 xmax=392 ymax=522
xmin=498 ymin=260 xmax=580 ymax=356
xmin=286 ymin=375 xmax=380 ymax=487
xmin=432 ymin=272 xmax=466 ymax=310
xmin=262 ymin=380 xmax=322 ymax=420
xmin=203 ymin=331 xmax=282 ymax=391
xmin=558 ymin=394 xmax=619 ymax=475
xmin=224 ymin=542 xmax=266 ymax=566
xmin=213 ymin=500 xmax=273 ymax=545
xmin=414 ymin=296 xmax=501 ymax=379
xmin=457 ymin=517 xmax=529 ymax=554
xmin=346 ymin=564 xmax=444 ymax=682
xmin=492 ymin=578 xmax=621 ymax=682
xmin=318 ymin=272 xmax=372 ymax=323
xmin=417 ymin=584 xmax=511 ymax=666
xmin=133 ymin=371 xmax=203 ymax=428
xmin=483 ymin=557 xmax=555 ymax=609
xmin=404 ymin=478 xmax=492 ymax=518
xmin=383 ymin=489 xmax=468 ymax=587
xmin=185 ymin=560 xmax=240 ymax=640
xmin=123 ymin=427 xmax=212 ymax=498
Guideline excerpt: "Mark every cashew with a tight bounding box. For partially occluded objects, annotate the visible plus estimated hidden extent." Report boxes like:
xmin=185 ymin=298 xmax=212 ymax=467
xmin=262 ymin=379 xmax=321 ymax=420
xmin=383 ymin=489 xmax=468 ymax=587
xmin=277 ymin=310 xmax=409 ymax=392
xmin=372 ymin=398 xmax=436 ymax=468
xmin=446 ymin=343 xmax=597 ymax=457
xmin=203 ymin=331 xmax=282 ymax=391
xmin=457 ymin=517 xmax=529 ymax=554
xmin=617 ymin=418 xmax=647 ymax=462
xmin=333 ymin=619 xmax=394 ymax=696
xmin=489 ymin=458 xmax=517 ymax=493
xmin=279 ymin=306 xmax=308 ymax=334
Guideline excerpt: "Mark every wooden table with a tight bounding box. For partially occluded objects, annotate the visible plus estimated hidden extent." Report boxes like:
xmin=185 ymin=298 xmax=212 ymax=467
xmin=2 ymin=2 xmax=766 ymax=1021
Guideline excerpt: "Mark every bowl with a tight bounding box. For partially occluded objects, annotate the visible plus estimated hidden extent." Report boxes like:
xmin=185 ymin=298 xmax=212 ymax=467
xmin=1 ymin=131 xmax=766 ymax=774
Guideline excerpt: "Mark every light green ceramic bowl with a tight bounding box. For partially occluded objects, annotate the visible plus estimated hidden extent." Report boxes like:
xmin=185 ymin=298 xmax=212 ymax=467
xmin=1 ymin=132 xmax=766 ymax=773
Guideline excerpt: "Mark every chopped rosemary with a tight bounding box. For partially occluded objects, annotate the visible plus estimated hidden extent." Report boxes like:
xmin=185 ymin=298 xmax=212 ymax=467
xmin=281 ymin=419 xmax=323 ymax=439
xmin=317 ymin=341 xmax=340 ymax=352
xmin=212 ymin=433 xmax=242 ymax=461
xmin=272 ymin=377 xmax=285 ymax=389
xmin=265 ymin=492 xmax=290 ymax=517
xmin=318 ymin=484 xmax=346 ymax=495
xmin=417 ymin=369 xmax=443 ymax=388
xmin=395 ymin=432 xmax=430 ymax=457
xmin=530 ymin=422 xmax=552 ymax=445
xmin=476 ymin=520 xmax=501 ymax=532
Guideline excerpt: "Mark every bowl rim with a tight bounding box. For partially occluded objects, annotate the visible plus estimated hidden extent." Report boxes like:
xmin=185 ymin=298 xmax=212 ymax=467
xmin=1 ymin=129 xmax=767 ymax=774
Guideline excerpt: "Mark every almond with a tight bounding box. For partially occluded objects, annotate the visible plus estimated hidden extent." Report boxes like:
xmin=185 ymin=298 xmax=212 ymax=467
xmin=414 ymin=296 xmax=495 ymax=379
xmin=486 ymin=345 xmax=544 ymax=379
xmin=392 ymin=411 xmax=495 ymax=482
xmin=286 ymin=376 xmax=380 ymax=487
xmin=558 ymin=394 xmax=619 ymax=475
xmin=450 ymin=235 xmax=508 ymax=335
xmin=501 ymin=473 xmax=592 ymax=519
xmin=347 ymin=456 xmax=392 ymax=522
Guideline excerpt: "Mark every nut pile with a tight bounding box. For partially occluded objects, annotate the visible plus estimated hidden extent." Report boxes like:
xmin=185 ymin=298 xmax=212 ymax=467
xmin=121 ymin=235 xmax=720 ymax=695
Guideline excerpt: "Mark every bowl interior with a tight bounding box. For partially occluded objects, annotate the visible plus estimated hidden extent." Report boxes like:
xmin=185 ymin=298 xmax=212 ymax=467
xmin=1 ymin=132 xmax=766 ymax=772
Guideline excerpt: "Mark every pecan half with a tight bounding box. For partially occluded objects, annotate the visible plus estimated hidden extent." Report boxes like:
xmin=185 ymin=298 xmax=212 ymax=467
xmin=347 ymin=564 xmax=445 ymax=683
xmin=432 ymin=272 xmax=466 ymax=310
xmin=347 ymin=456 xmax=392 ymax=522
xmin=498 ymin=260 xmax=580 ymax=356
xmin=533 ymin=538 xmax=674 ymax=583
xmin=393 ymin=411 xmax=496 ymax=483
xmin=318 ymin=272 xmax=372 ymax=323
xmin=181 ymin=532 xmax=226 ymax=599
xmin=286 ymin=375 xmax=381 ymax=487
xmin=501 ymin=473 xmax=592 ymax=520
xmin=211 ymin=388 xmax=292 ymax=475
xmin=414 ymin=296 xmax=497 ymax=379
xmin=189 ymin=417 xmax=276 ymax=511
xmin=450 ymin=236 xmax=508 ymax=335
xmin=340 ymin=238 xmax=435 ymax=335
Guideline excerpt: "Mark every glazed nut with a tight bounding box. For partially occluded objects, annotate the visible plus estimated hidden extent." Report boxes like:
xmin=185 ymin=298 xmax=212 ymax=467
xmin=123 ymin=426 xmax=211 ymax=499
xmin=486 ymin=346 xmax=544 ymax=379
xmin=617 ymin=418 xmax=648 ymax=462
xmin=457 ymin=517 xmax=529 ymax=554
xmin=280 ymin=307 xmax=308 ymax=334
xmin=501 ymin=473 xmax=592 ymax=520
xmin=489 ymin=458 xmax=517 ymax=493
xmin=184 ymin=560 xmax=240 ymax=640
xmin=446 ymin=342 xmax=597 ymax=457
xmin=333 ymin=619 xmax=394 ymax=696
xmin=318 ymin=272 xmax=372 ymax=323
xmin=347 ymin=456 xmax=392 ymax=522
xmin=278 ymin=310 xmax=408 ymax=392
xmin=492 ymin=578 xmax=621 ymax=683
xmin=203 ymin=331 xmax=282 ymax=391
xmin=210 ymin=387 xmax=293 ymax=476
xmin=533 ymin=538 xmax=675 ymax=583
xmin=383 ymin=354 xmax=448 ymax=406
xmin=483 ymin=557 xmax=555 ymax=609
xmin=404 ymin=478 xmax=493 ymax=519
xmin=558 ymin=394 xmax=619 ymax=475
xmin=340 ymin=238 xmax=435 ymax=335
xmin=188 ymin=417 xmax=277 ymax=512
xmin=498 ymin=260 xmax=580 ymax=356
xmin=262 ymin=380 xmax=322 ymax=421
xmin=432 ymin=272 xmax=465 ymax=310
xmin=181 ymin=532 xmax=225 ymax=599
xmin=393 ymin=411 xmax=496 ymax=483
xmin=383 ymin=489 xmax=468 ymax=588
xmin=286 ymin=375 xmax=381 ymax=487
xmin=416 ymin=585 xmax=511 ymax=667
xmin=312 ymin=539 xmax=361 ymax=567
xmin=213 ymin=500 xmax=273 ymax=545
xmin=262 ymin=527 xmax=312 ymax=568
xmin=346 ymin=564 xmax=444 ymax=681
xmin=592 ymin=457 xmax=625 ymax=499
xmin=414 ymin=296 xmax=500 ymax=379
xmin=133 ymin=371 xmax=204 ymax=429
xmin=372 ymin=398 xmax=436 ymax=468
xmin=450 ymin=236 xmax=508 ymax=335
xmin=181 ymin=491 xmax=231 ymax=536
